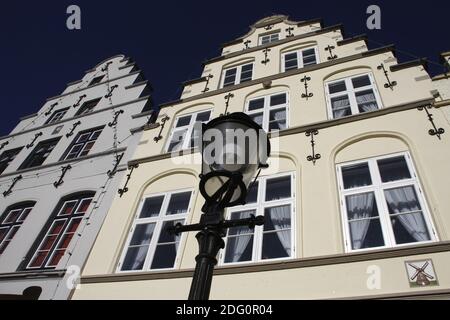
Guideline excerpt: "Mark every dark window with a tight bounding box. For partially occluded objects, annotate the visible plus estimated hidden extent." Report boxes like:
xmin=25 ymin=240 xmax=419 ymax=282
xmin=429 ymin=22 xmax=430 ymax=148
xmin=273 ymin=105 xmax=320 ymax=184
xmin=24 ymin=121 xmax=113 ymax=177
xmin=75 ymin=98 xmax=101 ymax=116
xmin=0 ymin=202 xmax=35 ymax=254
xmin=19 ymin=139 xmax=60 ymax=170
xmin=0 ymin=147 xmax=23 ymax=175
xmin=25 ymin=194 xmax=94 ymax=269
xmin=88 ymin=75 xmax=104 ymax=87
xmin=45 ymin=108 xmax=69 ymax=125
xmin=62 ymin=127 xmax=103 ymax=160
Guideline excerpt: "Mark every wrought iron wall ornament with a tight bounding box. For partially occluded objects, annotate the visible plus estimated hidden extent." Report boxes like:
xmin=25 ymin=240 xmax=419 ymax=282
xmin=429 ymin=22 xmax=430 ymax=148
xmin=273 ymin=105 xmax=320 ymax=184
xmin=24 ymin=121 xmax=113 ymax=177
xmin=264 ymin=24 xmax=273 ymax=30
xmin=101 ymin=61 xmax=113 ymax=72
xmin=261 ymin=48 xmax=271 ymax=65
xmin=201 ymin=75 xmax=214 ymax=93
xmin=244 ymin=40 xmax=251 ymax=50
xmin=104 ymin=85 xmax=118 ymax=98
xmin=26 ymin=132 xmax=43 ymax=149
xmin=66 ymin=121 xmax=81 ymax=138
xmin=107 ymin=153 xmax=124 ymax=177
xmin=3 ymin=175 xmax=22 ymax=197
xmin=286 ymin=27 xmax=294 ymax=37
xmin=45 ymin=102 xmax=59 ymax=116
xmin=377 ymin=63 xmax=397 ymax=89
xmin=73 ymin=95 xmax=87 ymax=108
xmin=301 ymin=76 xmax=313 ymax=100
xmin=417 ymin=105 xmax=445 ymax=140
xmin=53 ymin=165 xmax=72 ymax=188
xmin=154 ymin=115 xmax=170 ymax=142
xmin=305 ymin=129 xmax=321 ymax=164
xmin=325 ymin=45 xmax=337 ymax=60
xmin=108 ymin=110 xmax=124 ymax=127
xmin=0 ymin=141 xmax=9 ymax=151
xmin=118 ymin=164 xmax=139 ymax=197
xmin=220 ymin=93 xmax=234 ymax=116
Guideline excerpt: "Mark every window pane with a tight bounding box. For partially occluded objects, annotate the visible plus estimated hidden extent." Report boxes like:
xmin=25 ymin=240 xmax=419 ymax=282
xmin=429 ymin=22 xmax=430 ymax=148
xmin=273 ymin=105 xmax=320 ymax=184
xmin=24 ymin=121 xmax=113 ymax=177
xmin=384 ymin=186 xmax=422 ymax=215
xmin=228 ymin=210 xmax=255 ymax=236
xmin=76 ymin=199 xmax=92 ymax=214
xmin=303 ymin=55 xmax=317 ymax=66
xmin=269 ymin=108 xmax=286 ymax=131
xmin=168 ymin=129 xmax=187 ymax=152
xmin=248 ymin=98 xmax=264 ymax=111
xmin=195 ymin=111 xmax=211 ymax=123
xmin=130 ymin=223 xmax=155 ymax=246
xmin=349 ymin=218 xmax=384 ymax=250
xmin=355 ymin=89 xmax=378 ymax=113
xmin=176 ymin=115 xmax=191 ymax=128
xmin=223 ymin=68 xmax=237 ymax=86
xmin=121 ymin=246 xmax=149 ymax=271
xmin=352 ymin=75 xmax=371 ymax=88
xmin=266 ymin=176 xmax=291 ymax=201
xmin=140 ymin=196 xmax=164 ymax=218
xmin=285 ymin=59 xmax=298 ymax=71
xmin=378 ymin=156 xmax=411 ymax=183
xmin=224 ymin=235 xmax=254 ymax=263
xmin=262 ymin=231 xmax=291 ymax=260
xmin=342 ymin=163 xmax=372 ymax=189
xmin=151 ymin=243 xmax=178 ymax=269
xmin=240 ymin=64 xmax=253 ymax=82
xmin=58 ymin=201 xmax=77 ymax=216
xmin=345 ymin=192 xmax=379 ymax=221
xmin=328 ymin=81 xmax=347 ymax=94
xmin=391 ymin=213 xmax=430 ymax=244
xmin=249 ymin=113 xmax=263 ymax=127
xmin=264 ymin=205 xmax=291 ymax=231
xmin=302 ymin=48 xmax=316 ymax=57
xmin=331 ymin=95 xmax=351 ymax=118
xmin=166 ymin=192 xmax=191 ymax=215
xmin=17 ymin=208 xmax=32 ymax=222
xmin=4 ymin=210 xmax=21 ymax=224
xmin=270 ymin=94 xmax=286 ymax=106
xmin=245 ymin=182 xmax=258 ymax=204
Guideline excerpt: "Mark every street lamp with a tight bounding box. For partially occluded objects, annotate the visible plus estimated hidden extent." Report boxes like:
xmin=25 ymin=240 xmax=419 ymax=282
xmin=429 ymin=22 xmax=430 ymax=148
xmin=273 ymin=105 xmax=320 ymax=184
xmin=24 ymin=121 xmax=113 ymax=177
xmin=170 ymin=112 xmax=270 ymax=300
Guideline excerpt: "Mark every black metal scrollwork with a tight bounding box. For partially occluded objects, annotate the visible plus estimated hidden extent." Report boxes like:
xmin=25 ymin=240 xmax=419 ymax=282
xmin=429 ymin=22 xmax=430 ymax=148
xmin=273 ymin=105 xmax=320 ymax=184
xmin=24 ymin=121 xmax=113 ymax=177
xmin=0 ymin=141 xmax=9 ymax=151
xmin=45 ymin=102 xmax=59 ymax=116
xmin=261 ymin=48 xmax=271 ymax=65
xmin=107 ymin=153 xmax=125 ymax=178
xmin=202 ymin=75 xmax=214 ymax=93
xmin=73 ymin=95 xmax=87 ymax=108
xmin=301 ymin=76 xmax=313 ymax=100
xmin=244 ymin=40 xmax=251 ymax=50
xmin=325 ymin=45 xmax=337 ymax=60
xmin=154 ymin=116 xmax=170 ymax=142
xmin=53 ymin=165 xmax=72 ymax=188
xmin=377 ymin=63 xmax=397 ymax=89
xmin=221 ymin=93 xmax=234 ymax=116
xmin=66 ymin=121 xmax=81 ymax=138
xmin=105 ymin=85 xmax=118 ymax=98
xmin=108 ymin=110 xmax=124 ymax=127
xmin=306 ymin=129 xmax=321 ymax=164
xmin=418 ymin=105 xmax=445 ymax=140
xmin=286 ymin=27 xmax=294 ymax=37
xmin=3 ymin=175 xmax=22 ymax=197
xmin=26 ymin=132 xmax=43 ymax=149
xmin=118 ymin=164 xmax=139 ymax=197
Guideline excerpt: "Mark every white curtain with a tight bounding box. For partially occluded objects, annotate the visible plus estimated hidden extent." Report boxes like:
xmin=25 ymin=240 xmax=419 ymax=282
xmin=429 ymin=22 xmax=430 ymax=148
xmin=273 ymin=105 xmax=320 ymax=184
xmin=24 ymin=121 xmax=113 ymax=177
xmin=332 ymin=96 xmax=350 ymax=118
xmin=250 ymin=113 xmax=263 ymax=127
xmin=385 ymin=187 xmax=429 ymax=242
xmin=269 ymin=205 xmax=291 ymax=256
xmin=227 ymin=211 xmax=254 ymax=262
xmin=127 ymin=223 xmax=155 ymax=270
xmin=271 ymin=109 xmax=286 ymax=130
xmin=356 ymin=90 xmax=378 ymax=112
xmin=347 ymin=193 xmax=375 ymax=250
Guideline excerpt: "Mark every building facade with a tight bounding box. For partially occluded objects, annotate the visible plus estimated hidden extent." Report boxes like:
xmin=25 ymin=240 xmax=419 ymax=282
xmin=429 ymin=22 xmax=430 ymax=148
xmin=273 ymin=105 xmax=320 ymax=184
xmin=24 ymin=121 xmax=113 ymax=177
xmin=73 ymin=15 xmax=450 ymax=299
xmin=0 ymin=55 xmax=155 ymax=299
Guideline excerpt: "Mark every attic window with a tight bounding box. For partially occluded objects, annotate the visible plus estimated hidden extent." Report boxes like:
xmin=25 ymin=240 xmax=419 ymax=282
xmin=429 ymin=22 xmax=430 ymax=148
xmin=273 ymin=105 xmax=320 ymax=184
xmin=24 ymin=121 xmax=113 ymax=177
xmin=259 ymin=32 xmax=279 ymax=45
xmin=88 ymin=75 xmax=105 ymax=87
xmin=75 ymin=98 xmax=101 ymax=116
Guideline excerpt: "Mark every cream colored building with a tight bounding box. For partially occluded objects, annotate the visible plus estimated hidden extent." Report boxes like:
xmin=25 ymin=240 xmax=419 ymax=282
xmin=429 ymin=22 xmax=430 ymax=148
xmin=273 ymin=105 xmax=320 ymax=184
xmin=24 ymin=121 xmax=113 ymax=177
xmin=73 ymin=15 xmax=450 ymax=300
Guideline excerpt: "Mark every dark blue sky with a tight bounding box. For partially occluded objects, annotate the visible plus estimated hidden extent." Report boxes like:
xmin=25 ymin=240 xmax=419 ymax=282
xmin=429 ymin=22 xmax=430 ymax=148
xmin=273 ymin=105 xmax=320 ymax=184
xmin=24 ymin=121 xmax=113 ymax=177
xmin=0 ymin=0 xmax=448 ymax=136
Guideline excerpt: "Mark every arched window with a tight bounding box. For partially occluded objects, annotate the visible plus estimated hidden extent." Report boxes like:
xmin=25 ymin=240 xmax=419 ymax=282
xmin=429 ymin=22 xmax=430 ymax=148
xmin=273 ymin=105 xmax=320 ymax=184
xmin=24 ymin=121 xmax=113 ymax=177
xmin=0 ymin=201 xmax=36 ymax=254
xmin=24 ymin=192 xmax=95 ymax=270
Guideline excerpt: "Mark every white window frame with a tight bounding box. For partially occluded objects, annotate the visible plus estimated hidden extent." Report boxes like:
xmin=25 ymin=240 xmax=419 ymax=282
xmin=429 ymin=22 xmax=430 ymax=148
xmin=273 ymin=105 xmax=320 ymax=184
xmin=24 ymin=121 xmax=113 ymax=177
xmin=259 ymin=32 xmax=280 ymax=45
xmin=336 ymin=152 xmax=438 ymax=253
xmin=117 ymin=189 xmax=195 ymax=273
xmin=47 ymin=109 xmax=68 ymax=124
xmin=245 ymin=92 xmax=289 ymax=133
xmin=220 ymin=63 xmax=254 ymax=88
xmin=281 ymin=46 xmax=319 ymax=72
xmin=64 ymin=128 xmax=103 ymax=160
xmin=219 ymin=172 xmax=296 ymax=266
xmin=165 ymin=109 xmax=212 ymax=153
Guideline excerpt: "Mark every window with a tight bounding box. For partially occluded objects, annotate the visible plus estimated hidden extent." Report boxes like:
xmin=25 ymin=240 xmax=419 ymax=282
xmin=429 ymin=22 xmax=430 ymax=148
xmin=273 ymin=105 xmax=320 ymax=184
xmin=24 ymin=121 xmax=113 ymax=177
xmin=246 ymin=92 xmax=288 ymax=132
xmin=62 ymin=127 xmax=103 ymax=160
xmin=0 ymin=202 xmax=35 ymax=254
xmin=0 ymin=147 xmax=23 ymax=175
xmin=337 ymin=153 xmax=437 ymax=252
xmin=259 ymin=33 xmax=280 ymax=45
xmin=45 ymin=108 xmax=69 ymax=125
xmin=325 ymin=73 xmax=382 ymax=119
xmin=118 ymin=190 xmax=193 ymax=271
xmin=88 ymin=75 xmax=104 ymax=86
xmin=222 ymin=63 xmax=253 ymax=88
xmin=75 ymin=98 xmax=101 ymax=116
xmin=166 ymin=110 xmax=211 ymax=153
xmin=26 ymin=194 xmax=94 ymax=269
xmin=281 ymin=47 xmax=318 ymax=72
xmin=221 ymin=173 xmax=295 ymax=265
xmin=19 ymin=138 xmax=59 ymax=170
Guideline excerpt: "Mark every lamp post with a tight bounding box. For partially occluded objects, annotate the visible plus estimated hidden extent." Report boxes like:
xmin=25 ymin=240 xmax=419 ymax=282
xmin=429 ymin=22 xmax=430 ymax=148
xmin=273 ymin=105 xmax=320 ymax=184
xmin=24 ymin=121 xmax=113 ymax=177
xmin=169 ymin=112 xmax=270 ymax=300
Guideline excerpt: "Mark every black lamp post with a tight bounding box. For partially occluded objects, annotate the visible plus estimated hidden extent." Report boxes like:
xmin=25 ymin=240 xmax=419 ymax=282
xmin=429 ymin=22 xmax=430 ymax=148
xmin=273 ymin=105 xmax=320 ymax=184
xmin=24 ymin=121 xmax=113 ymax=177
xmin=169 ymin=112 xmax=270 ymax=300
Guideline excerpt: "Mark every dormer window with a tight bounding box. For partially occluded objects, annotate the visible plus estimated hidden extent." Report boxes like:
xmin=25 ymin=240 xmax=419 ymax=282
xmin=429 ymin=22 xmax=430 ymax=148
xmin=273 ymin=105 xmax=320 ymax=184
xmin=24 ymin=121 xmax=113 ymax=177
xmin=221 ymin=63 xmax=254 ymax=88
xmin=259 ymin=32 xmax=279 ymax=45
xmin=45 ymin=108 xmax=69 ymax=125
xmin=88 ymin=75 xmax=105 ymax=87
xmin=75 ymin=98 xmax=101 ymax=116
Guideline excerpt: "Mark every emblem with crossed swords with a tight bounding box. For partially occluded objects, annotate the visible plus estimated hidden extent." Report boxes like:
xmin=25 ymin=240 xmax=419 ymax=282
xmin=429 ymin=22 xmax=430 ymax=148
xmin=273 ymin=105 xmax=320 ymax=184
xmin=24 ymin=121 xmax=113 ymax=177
xmin=408 ymin=261 xmax=435 ymax=286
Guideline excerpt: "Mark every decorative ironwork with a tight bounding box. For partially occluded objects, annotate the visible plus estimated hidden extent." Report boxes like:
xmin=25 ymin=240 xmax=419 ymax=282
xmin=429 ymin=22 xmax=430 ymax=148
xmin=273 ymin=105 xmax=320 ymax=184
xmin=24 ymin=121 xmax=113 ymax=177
xmin=3 ymin=175 xmax=22 ymax=197
xmin=73 ymin=95 xmax=87 ymax=108
xmin=201 ymin=75 xmax=214 ymax=93
xmin=53 ymin=165 xmax=72 ymax=188
xmin=221 ymin=93 xmax=234 ymax=116
xmin=305 ymin=129 xmax=321 ymax=164
xmin=377 ymin=63 xmax=397 ymax=89
xmin=118 ymin=164 xmax=139 ymax=197
xmin=286 ymin=27 xmax=294 ymax=37
xmin=261 ymin=48 xmax=271 ymax=65
xmin=154 ymin=115 xmax=170 ymax=142
xmin=301 ymin=76 xmax=313 ymax=100
xmin=45 ymin=102 xmax=59 ymax=116
xmin=244 ymin=40 xmax=251 ymax=49
xmin=26 ymin=132 xmax=43 ymax=149
xmin=107 ymin=153 xmax=124 ymax=177
xmin=108 ymin=110 xmax=124 ymax=127
xmin=264 ymin=25 xmax=273 ymax=30
xmin=417 ymin=105 xmax=445 ymax=140
xmin=101 ymin=61 xmax=112 ymax=72
xmin=104 ymin=85 xmax=118 ymax=98
xmin=325 ymin=45 xmax=337 ymax=60
xmin=0 ymin=141 xmax=9 ymax=151
xmin=66 ymin=121 xmax=81 ymax=138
